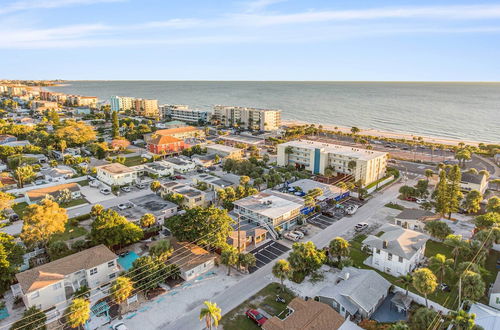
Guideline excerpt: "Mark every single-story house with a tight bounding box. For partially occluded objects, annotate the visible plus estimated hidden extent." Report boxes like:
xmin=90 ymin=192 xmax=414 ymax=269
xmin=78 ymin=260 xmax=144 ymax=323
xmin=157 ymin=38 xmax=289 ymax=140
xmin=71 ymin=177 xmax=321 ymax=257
xmin=168 ymin=239 xmax=217 ymax=281
xmin=0 ymin=134 xmax=17 ymax=145
xmin=489 ymin=272 xmax=500 ymax=310
xmin=316 ymin=267 xmax=391 ymax=320
xmin=161 ymin=157 xmax=196 ymax=173
xmin=263 ymin=297 xmax=347 ymax=330
xmin=25 ymin=183 xmax=82 ymax=204
xmin=192 ymin=173 xmax=236 ymax=191
xmin=191 ymin=153 xmax=217 ymax=167
xmin=160 ymin=181 xmax=208 ymax=208
xmin=469 ymin=303 xmax=500 ymax=329
xmin=112 ymin=194 xmax=177 ymax=223
xmin=39 ymin=166 xmax=75 ymax=183
xmin=206 ymin=144 xmax=244 ymax=160
xmin=394 ymin=208 xmax=439 ymax=231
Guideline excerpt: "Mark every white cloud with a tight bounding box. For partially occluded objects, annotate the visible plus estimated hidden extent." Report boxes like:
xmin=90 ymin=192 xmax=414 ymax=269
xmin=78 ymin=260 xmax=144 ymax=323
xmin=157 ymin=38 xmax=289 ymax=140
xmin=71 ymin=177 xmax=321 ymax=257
xmin=244 ymin=0 xmax=286 ymax=13
xmin=0 ymin=0 xmax=124 ymax=15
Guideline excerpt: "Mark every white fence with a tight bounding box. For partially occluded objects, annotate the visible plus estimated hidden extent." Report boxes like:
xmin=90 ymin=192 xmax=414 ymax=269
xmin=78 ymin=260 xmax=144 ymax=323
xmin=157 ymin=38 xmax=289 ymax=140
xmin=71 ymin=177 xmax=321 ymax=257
xmin=392 ymin=285 xmax=450 ymax=314
xmin=7 ymin=175 xmax=90 ymax=196
xmin=366 ymin=175 xmax=395 ymax=194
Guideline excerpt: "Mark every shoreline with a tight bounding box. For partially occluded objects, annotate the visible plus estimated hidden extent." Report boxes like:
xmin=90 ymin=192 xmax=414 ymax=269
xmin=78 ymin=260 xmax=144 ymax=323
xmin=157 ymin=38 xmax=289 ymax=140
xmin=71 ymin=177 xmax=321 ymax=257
xmin=282 ymin=119 xmax=488 ymax=147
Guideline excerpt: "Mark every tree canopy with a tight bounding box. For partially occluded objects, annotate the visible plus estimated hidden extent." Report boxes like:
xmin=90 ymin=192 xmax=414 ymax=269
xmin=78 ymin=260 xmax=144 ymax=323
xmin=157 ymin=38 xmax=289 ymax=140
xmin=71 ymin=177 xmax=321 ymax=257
xmin=90 ymin=209 xmax=143 ymax=248
xmin=55 ymin=120 xmax=96 ymax=146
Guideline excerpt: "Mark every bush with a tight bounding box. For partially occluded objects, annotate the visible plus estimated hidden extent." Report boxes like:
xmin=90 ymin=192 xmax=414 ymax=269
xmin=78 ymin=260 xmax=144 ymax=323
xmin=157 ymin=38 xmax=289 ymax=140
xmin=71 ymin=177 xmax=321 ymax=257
xmin=71 ymin=240 xmax=89 ymax=251
xmin=385 ymin=202 xmax=404 ymax=210
xmin=48 ymin=241 xmax=71 ymax=260
xmin=290 ymin=271 xmax=306 ymax=283
xmin=71 ymin=213 xmax=91 ymax=222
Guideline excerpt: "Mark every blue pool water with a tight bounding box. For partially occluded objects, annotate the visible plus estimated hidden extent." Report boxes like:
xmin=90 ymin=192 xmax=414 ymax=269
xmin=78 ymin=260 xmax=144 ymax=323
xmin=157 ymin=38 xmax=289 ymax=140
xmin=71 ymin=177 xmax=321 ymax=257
xmin=118 ymin=251 xmax=139 ymax=270
xmin=0 ymin=308 xmax=9 ymax=320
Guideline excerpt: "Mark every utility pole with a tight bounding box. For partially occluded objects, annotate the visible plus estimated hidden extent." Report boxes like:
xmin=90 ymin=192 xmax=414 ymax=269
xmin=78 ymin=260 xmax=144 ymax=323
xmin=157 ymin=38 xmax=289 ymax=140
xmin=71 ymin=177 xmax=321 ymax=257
xmin=458 ymin=275 xmax=462 ymax=309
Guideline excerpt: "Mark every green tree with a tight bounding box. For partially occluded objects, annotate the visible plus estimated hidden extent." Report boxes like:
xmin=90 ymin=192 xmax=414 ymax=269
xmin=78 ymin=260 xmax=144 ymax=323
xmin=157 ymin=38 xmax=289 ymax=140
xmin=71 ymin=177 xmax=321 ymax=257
xmin=272 ymin=259 xmax=292 ymax=292
xmin=238 ymin=253 xmax=256 ymax=273
xmin=351 ymin=126 xmax=360 ymax=134
xmin=399 ymin=185 xmax=416 ymax=199
xmin=288 ymin=242 xmax=326 ymax=278
xmin=409 ymin=307 xmax=438 ymax=330
xmin=90 ymin=204 xmax=104 ymax=217
xmin=110 ymin=276 xmax=134 ymax=316
xmin=55 ymin=120 xmax=96 ymax=146
xmin=128 ymin=256 xmax=171 ymax=294
xmin=149 ymin=239 xmax=173 ymax=261
xmin=446 ymin=165 xmax=463 ymax=219
xmin=486 ymin=196 xmax=500 ymax=213
xmin=112 ymin=111 xmax=120 ymax=138
xmin=424 ymin=221 xmax=452 ymax=240
xmin=90 ymin=209 xmax=143 ymax=249
xmin=47 ymin=241 xmax=70 ymax=260
xmin=414 ymin=179 xmax=429 ymax=198
xmin=0 ymin=191 xmax=14 ymax=212
xmin=444 ymin=234 xmax=467 ymax=267
xmin=461 ymin=270 xmax=485 ymax=301
xmin=449 ymin=309 xmax=478 ymax=330
xmin=14 ymin=165 xmax=36 ymax=188
xmin=21 ymin=198 xmax=68 ymax=248
xmin=328 ymin=237 xmax=350 ymax=262
xmin=239 ymin=175 xmax=250 ymax=186
xmin=412 ymin=268 xmax=438 ymax=307
xmin=140 ymin=213 xmax=156 ymax=228
xmin=435 ymin=170 xmax=450 ymax=216
xmin=455 ymin=149 xmax=472 ymax=167
xmin=474 ymin=212 xmax=500 ymax=230
xmin=199 ymin=301 xmax=221 ymax=330
xmin=0 ymin=233 xmax=25 ymax=293
xmin=463 ymin=190 xmax=483 ymax=214
xmin=424 ymin=169 xmax=434 ymax=181
xmin=474 ymin=227 xmax=500 ymax=248
xmin=65 ymin=298 xmax=90 ymax=329
xmin=428 ymin=254 xmax=453 ymax=284
xmin=389 ymin=322 xmax=409 ymax=330
xmin=221 ymin=246 xmax=239 ymax=275
xmin=165 ymin=206 xmax=234 ymax=249
xmin=397 ymin=274 xmax=413 ymax=296
xmin=10 ymin=306 xmax=47 ymax=330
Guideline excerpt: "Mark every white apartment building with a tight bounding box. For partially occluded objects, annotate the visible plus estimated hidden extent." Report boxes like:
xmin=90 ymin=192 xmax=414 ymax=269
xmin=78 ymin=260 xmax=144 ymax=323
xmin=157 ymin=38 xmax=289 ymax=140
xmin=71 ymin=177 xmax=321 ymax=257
xmin=362 ymin=224 xmax=429 ymax=276
xmin=95 ymin=163 xmax=138 ymax=186
xmin=213 ymin=105 xmax=281 ymax=131
xmin=12 ymin=245 xmax=118 ymax=310
xmin=110 ymin=96 xmax=135 ymax=112
xmin=160 ymin=104 xmax=210 ymax=123
xmin=161 ymin=181 xmax=208 ymax=208
xmin=277 ymin=140 xmax=388 ymax=186
xmin=233 ymin=190 xmax=305 ymax=237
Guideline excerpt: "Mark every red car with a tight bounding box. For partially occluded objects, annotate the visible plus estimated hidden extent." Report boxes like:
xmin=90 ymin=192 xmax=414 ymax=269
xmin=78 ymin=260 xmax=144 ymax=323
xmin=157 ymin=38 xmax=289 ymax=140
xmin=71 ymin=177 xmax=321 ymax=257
xmin=246 ymin=309 xmax=268 ymax=326
xmin=174 ymin=175 xmax=185 ymax=180
xmin=405 ymin=196 xmax=417 ymax=202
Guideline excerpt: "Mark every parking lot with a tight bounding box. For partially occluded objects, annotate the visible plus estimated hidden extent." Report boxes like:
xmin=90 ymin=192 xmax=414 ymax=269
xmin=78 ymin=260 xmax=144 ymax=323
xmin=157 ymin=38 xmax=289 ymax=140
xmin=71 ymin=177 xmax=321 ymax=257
xmin=308 ymin=197 xmax=366 ymax=229
xmin=248 ymin=241 xmax=290 ymax=273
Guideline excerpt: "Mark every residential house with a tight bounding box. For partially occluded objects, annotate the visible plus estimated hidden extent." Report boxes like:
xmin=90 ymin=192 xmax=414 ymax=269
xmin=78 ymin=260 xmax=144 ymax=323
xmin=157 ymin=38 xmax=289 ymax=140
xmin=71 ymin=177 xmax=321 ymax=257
xmin=145 ymin=134 xmax=186 ymax=155
xmin=206 ymin=144 xmax=244 ymax=160
xmin=25 ymin=183 xmax=81 ymax=204
xmin=191 ymin=153 xmax=217 ymax=168
xmin=316 ymin=267 xmax=391 ymax=320
xmin=489 ymin=272 xmax=500 ymax=310
xmin=469 ymin=303 xmax=500 ymax=329
xmin=161 ymin=181 xmax=208 ymax=208
xmin=393 ymin=208 xmax=439 ymax=231
xmin=168 ymin=239 xmax=217 ymax=281
xmin=162 ymin=157 xmax=196 ymax=173
xmin=95 ymin=163 xmax=138 ymax=187
xmin=233 ymin=190 xmax=305 ymax=238
xmin=461 ymin=172 xmax=489 ymax=194
xmin=12 ymin=245 xmax=118 ymax=310
xmin=277 ymin=140 xmax=388 ymax=186
xmin=39 ymin=166 xmax=75 ymax=183
xmin=112 ymin=194 xmax=177 ymax=223
xmin=228 ymin=218 xmax=267 ymax=252
xmin=131 ymin=162 xmax=174 ymax=178
xmin=362 ymin=224 xmax=429 ymax=276
xmin=192 ymin=173 xmax=236 ymax=191
xmin=290 ymin=179 xmax=343 ymax=202
xmin=0 ymin=134 xmax=17 ymax=145
xmin=263 ymin=298 xmax=348 ymax=330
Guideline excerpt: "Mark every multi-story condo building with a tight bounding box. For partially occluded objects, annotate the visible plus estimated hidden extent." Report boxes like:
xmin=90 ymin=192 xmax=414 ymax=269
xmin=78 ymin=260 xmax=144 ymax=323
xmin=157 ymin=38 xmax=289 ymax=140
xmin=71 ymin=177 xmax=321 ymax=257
xmin=95 ymin=163 xmax=138 ymax=186
xmin=67 ymin=95 xmax=98 ymax=108
xmin=233 ymin=190 xmax=305 ymax=238
xmin=277 ymin=140 xmax=388 ymax=186
xmin=134 ymin=98 xmax=159 ymax=118
xmin=213 ymin=105 xmax=281 ymax=131
xmin=110 ymin=96 xmax=135 ymax=112
xmin=12 ymin=245 xmax=118 ymax=310
xmin=160 ymin=104 xmax=211 ymax=123
xmin=362 ymin=224 xmax=429 ymax=276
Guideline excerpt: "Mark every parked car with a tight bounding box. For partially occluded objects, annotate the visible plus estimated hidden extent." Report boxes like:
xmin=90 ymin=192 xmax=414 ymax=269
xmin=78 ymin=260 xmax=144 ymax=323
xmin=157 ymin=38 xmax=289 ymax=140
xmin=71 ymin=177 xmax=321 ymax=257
xmin=175 ymin=175 xmax=185 ymax=180
xmin=111 ymin=322 xmax=128 ymax=330
xmin=121 ymin=186 xmax=131 ymax=193
xmin=405 ymin=196 xmax=417 ymax=202
xmin=100 ymin=188 xmax=111 ymax=195
xmin=296 ymin=227 xmax=308 ymax=235
xmin=9 ymin=214 xmax=20 ymax=222
xmin=283 ymin=232 xmax=300 ymax=242
xmin=118 ymin=203 xmax=130 ymax=210
xmin=246 ymin=309 xmax=268 ymax=327
xmin=89 ymin=180 xmax=100 ymax=188
xmin=135 ymin=183 xmax=146 ymax=189
xmin=416 ymin=198 xmax=428 ymax=204
xmin=354 ymin=223 xmax=368 ymax=232
xmin=346 ymin=205 xmax=359 ymax=215
xmin=292 ymin=231 xmax=304 ymax=239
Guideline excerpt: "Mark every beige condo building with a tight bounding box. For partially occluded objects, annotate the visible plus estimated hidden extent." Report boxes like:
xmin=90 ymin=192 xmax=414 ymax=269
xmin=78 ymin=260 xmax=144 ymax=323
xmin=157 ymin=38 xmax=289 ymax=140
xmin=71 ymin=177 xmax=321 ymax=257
xmin=213 ymin=105 xmax=281 ymax=131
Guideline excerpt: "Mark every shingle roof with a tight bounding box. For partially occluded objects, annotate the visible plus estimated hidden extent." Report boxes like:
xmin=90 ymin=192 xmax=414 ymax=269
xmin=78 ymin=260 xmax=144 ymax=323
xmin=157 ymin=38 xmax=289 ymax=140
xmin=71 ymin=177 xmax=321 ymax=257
xmin=461 ymin=172 xmax=485 ymax=184
xmin=263 ymin=298 xmax=345 ymax=330
xmin=145 ymin=134 xmax=182 ymax=145
xmin=15 ymin=245 xmax=116 ymax=294
xmin=362 ymin=224 xmax=429 ymax=259
xmin=26 ymin=183 xmax=80 ymax=201
xmin=155 ymin=126 xmax=202 ymax=135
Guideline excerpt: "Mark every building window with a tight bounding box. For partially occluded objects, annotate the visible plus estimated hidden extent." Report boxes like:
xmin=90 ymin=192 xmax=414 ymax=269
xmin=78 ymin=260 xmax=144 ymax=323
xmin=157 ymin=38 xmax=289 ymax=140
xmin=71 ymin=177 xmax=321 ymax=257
xmin=31 ymin=291 xmax=40 ymax=299
xmin=399 ymin=256 xmax=404 ymax=263
xmin=90 ymin=268 xmax=98 ymax=275
xmin=388 ymin=253 xmax=392 ymax=261
xmin=53 ymin=282 xmax=62 ymax=290
xmin=109 ymin=273 xmax=116 ymax=280
xmin=108 ymin=261 xmax=115 ymax=267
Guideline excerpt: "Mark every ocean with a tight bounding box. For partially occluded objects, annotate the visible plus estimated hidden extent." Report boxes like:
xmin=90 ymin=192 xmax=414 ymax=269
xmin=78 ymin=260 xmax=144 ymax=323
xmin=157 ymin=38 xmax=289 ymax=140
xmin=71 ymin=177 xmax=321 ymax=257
xmin=47 ymin=81 xmax=500 ymax=143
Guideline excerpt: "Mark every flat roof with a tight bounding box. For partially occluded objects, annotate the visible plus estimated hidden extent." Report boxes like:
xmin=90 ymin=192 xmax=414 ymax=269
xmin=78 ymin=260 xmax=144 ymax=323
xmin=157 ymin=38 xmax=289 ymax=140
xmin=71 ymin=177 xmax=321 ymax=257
xmin=96 ymin=163 xmax=135 ymax=174
xmin=220 ymin=134 xmax=264 ymax=145
xmin=112 ymin=194 xmax=177 ymax=220
xmin=234 ymin=190 xmax=303 ymax=219
xmin=206 ymin=144 xmax=243 ymax=153
xmin=280 ymin=140 xmax=387 ymax=161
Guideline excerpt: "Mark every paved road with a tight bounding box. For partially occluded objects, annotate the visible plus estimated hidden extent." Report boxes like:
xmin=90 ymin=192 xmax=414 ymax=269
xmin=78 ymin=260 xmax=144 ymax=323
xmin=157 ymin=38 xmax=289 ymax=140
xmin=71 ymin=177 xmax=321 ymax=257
xmin=162 ymin=180 xmax=408 ymax=330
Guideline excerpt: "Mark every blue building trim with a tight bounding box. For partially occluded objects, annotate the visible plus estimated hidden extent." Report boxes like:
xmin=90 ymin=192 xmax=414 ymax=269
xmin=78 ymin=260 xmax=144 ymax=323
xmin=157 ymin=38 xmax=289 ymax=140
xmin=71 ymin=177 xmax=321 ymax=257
xmin=313 ymin=148 xmax=321 ymax=174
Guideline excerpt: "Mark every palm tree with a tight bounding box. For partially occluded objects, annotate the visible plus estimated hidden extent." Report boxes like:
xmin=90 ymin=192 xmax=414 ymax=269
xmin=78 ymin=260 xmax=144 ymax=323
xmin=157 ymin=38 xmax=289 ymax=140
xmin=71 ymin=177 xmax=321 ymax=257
xmin=150 ymin=180 xmax=162 ymax=194
xmin=412 ymin=268 xmax=437 ymax=307
xmin=428 ymin=254 xmax=453 ymax=284
xmin=221 ymin=247 xmax=238 ymax=275
xmin=199 ymin=301 xmax=221 ymax=330
xmin=444 ymin=235 xmax=466 ymax=267
xmin=424 ymin=169 xmax=434 ymax=182
xmin=397 ymin=274 xmax=413 ymax=296
xmin=449 ymin=309 xmax=477 ymax=330
xmin=14 ymin=165 xmax=35 ymax=188
xmin=272 ymin=259 xmax=291 ymax=292
xmin=328 ymin=237 xmax=350 ymax=262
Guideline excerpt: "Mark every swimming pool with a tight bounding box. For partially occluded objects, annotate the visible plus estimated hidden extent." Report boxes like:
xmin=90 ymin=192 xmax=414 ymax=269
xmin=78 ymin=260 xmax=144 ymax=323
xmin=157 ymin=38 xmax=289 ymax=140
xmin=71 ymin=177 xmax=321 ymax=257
xmin=118 ymin=251 xmax=139 ymax=270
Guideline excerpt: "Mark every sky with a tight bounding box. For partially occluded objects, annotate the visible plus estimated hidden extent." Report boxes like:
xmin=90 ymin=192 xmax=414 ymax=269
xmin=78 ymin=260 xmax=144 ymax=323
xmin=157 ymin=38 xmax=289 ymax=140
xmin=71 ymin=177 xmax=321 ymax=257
xmin=1 ymin=0 xmax=500 ymax=80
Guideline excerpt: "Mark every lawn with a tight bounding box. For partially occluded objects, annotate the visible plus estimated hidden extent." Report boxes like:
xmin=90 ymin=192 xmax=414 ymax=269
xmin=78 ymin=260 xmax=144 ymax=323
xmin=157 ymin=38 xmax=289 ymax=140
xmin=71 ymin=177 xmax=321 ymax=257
xmin=76 ymin=179 xmax=89 ymax=186
xmin=60 ymin=198 xmax=88 ymax=208
xmin=50 ymin=222 xmax=88 ymax=242
xmin=220 ymin=283 xmax=296 ymax=330
xmin=124 ymin=156 xmax=144 ymax=166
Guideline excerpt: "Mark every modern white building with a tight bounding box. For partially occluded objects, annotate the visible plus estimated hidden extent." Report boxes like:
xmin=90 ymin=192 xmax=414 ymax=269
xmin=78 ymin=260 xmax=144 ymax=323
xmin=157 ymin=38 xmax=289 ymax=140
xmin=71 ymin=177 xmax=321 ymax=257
xmin=12 ymin=245 xmax=118 ymax=310
xmin=362 ymin=224 xmax=429 ymax=276
xmin=161 ymin=157 xmax=196 ymax=173
xmin=489 ymin=272 xmax=500 ymax=310
xmin=161 ymin=181 xmax=208 ymax=208
xmin=277 ymin=140 xmax=388 ymax=186
xmin=206 ymin=144 xmax=244 ymax=160
xmin=110 ymin=96 xmax=135 ymax=112
xmin=233 ymin=190 xmax=305 ymax=237
xmin=160 ymin=104 xmax=211 ymax=123
xmin=95 ymin=163 xmax=138 ymax=186
xmin=213 ymin=105 xmax=281 ymax=131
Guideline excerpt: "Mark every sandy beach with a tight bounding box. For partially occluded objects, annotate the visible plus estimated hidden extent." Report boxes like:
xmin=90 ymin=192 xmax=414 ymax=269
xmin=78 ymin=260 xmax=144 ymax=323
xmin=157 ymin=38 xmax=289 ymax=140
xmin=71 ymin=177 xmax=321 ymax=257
xmin=282 ymin=119 xmax=487 ymax=147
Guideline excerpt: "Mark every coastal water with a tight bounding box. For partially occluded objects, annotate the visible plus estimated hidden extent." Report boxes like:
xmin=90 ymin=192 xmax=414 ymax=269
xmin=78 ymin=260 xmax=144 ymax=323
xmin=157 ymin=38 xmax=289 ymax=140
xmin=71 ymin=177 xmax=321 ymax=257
xmin=48 ymin=81 xmax=500 ymax=143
